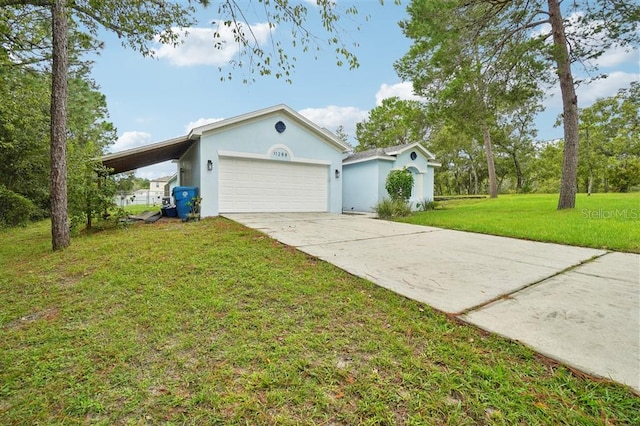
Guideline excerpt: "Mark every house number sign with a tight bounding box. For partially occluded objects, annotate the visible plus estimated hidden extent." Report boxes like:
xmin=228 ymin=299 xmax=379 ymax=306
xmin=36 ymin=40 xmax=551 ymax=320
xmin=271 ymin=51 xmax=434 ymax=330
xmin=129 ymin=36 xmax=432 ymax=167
xmin=270 ymin=148 xmax=290 ymax=160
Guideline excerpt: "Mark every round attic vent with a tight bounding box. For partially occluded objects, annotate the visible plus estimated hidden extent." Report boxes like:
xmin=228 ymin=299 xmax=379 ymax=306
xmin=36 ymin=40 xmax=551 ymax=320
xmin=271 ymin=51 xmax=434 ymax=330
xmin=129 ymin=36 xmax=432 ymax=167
xmin=275 ymin=121 xmax=286 ymax=133
xmin=410 ymin=151 xmax=417 ymax=161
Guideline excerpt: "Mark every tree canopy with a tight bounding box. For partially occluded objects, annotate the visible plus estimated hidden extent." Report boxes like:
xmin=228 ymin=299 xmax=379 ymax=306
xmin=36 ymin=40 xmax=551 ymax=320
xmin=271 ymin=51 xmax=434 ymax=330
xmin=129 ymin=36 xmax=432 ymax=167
xmin=394 ymin=0 xmax=640 ymax=207
xmin=578 ymin=82 xmax=640 ymax=193
xmin=395 ymin=0 xmax=547 ymax=198
xmin=0 ymin=8 xmax=117 ymax=231
xmin=355 ymin=97 xmax=430 ymax=152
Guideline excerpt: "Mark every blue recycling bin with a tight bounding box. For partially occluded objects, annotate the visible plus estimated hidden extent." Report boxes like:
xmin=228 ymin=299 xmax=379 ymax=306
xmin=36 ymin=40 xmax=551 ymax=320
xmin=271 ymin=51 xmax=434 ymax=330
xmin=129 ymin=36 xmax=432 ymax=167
xmin=172 ymin=186 xmax=198 ymax=219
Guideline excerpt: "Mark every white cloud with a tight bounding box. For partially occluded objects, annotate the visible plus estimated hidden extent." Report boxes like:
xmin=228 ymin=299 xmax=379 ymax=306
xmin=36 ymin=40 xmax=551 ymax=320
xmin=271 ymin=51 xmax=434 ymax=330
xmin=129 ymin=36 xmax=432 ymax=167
xmin=296 ymin=83 xmax=426 ymax=141
xmin=538 ymin=69 xmax=638 ymax=140
xmin=299 ymin=105 xmax=368 ymax=139
xmin=185 ymin=117 xmax=224 ymax=133
xmin=595 ymin=45 xmax=639 ymax=69
xmin=375 ymin=82 xmax=423 ymax=105
xmin=152 ymin=22 xmax=272 ymax=67
xmin=576 ymin=71 xmax=639 ymax=105
xmin=111 ymin=131 xmax=153 ymax=153
xmin=543 ymin=70 xmax=639 ymax=111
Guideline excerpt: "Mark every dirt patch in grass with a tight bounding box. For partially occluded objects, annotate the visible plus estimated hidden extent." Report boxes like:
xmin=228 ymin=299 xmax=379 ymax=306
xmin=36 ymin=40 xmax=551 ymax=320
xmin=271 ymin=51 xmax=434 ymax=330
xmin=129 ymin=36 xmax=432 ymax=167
xmin=4 ymin=307 xmax=60 ymax=330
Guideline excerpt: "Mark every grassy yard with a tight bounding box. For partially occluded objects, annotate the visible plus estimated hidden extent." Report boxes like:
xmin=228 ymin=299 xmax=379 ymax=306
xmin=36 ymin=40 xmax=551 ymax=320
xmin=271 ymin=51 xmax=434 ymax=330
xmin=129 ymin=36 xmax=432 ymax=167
xmin=1 ymin=216 xmax=639 ymax=424
xmin=401 ymin=193 xmax=640 ymax=253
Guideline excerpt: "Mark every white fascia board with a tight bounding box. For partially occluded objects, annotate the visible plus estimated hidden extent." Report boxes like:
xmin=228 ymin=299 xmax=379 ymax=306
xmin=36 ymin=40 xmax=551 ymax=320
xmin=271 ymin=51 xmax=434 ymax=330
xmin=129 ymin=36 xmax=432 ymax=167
xmin=102 ymin=135 xmax=189 ymax=159
xmin=217 ymin=150 xmax=331 ymax=166
xmin=386 ymin=142 xmax=436 ymax=161
xmin=342 ymin=155 xmax=396 ymax=166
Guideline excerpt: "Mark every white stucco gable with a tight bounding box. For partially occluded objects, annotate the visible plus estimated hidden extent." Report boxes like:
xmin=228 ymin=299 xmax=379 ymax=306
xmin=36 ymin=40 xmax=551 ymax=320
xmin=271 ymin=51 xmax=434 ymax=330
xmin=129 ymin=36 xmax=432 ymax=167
xmin=177 ymin=104 xmax=351 ymax=217
xmin=342 ymin=143 xmax=440 ymax=213
xmin=188 ymin=104 xmax=350 ymax=153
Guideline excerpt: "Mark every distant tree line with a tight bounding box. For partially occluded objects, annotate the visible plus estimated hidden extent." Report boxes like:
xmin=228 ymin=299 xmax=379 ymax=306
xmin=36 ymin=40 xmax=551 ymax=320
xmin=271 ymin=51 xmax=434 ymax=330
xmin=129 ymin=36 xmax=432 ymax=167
xmin=354 ymin=0 xmax=639 ymax=199
xmin=354 ymin=82 xmax=639 ymax=196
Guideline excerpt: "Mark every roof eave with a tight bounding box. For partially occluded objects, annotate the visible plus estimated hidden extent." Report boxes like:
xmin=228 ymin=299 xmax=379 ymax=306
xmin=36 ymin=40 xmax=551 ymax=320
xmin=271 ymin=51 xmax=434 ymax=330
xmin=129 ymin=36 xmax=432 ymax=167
xmin=385 ymin=142 xmax=436 ymax=160
xmin=343 ymin=155 xmax=396 ymax=166
xmin=101 ymin=135 xmax=192 ymax=175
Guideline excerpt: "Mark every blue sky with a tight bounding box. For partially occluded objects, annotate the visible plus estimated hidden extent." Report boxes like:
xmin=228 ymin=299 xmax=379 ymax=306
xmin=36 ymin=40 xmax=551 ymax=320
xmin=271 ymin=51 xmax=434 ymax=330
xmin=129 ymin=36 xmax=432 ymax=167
xmin=90 ymin=1 xmax=639 ymax=179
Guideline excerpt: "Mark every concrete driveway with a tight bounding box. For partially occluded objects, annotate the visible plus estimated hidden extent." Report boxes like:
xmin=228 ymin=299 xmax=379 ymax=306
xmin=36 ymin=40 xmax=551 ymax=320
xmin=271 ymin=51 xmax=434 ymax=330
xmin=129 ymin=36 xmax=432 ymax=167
xmin=224 ymin=212 xmax=640 ymax=393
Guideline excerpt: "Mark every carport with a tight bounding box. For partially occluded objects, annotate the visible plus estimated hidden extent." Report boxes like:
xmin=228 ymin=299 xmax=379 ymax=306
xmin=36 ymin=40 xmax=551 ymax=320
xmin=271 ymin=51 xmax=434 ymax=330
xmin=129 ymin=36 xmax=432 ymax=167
xmin=101 ymin=135 xmax=194 ymax=175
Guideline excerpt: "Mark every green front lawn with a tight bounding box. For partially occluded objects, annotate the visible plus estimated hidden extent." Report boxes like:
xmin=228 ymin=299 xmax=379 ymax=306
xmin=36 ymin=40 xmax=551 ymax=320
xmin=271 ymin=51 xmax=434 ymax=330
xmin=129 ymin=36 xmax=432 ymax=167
xmin=402 ymin=193 xmax=640 ymax=253
xmin=1 ymin=217 xmax=638 ymax=424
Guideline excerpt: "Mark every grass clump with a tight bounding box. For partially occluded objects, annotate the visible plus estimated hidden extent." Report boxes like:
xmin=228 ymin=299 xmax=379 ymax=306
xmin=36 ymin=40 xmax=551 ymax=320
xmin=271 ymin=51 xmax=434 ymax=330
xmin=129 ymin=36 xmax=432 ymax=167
xmin=415 ymin=198 xmax=439 ymax=212
xmin=374 ymin=197 xmax=412 ymax=219
xmin=400 ymin=193 xmax=639 ymax=252
xmin=0 ymin=217 xmax=638 ymax=424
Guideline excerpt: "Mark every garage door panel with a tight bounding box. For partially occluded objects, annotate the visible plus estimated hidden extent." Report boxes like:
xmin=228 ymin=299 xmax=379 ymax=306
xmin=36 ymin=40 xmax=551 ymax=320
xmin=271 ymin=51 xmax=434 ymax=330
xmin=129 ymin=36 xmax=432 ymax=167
xmin=219 ymin=158 xmax=328 ymax=213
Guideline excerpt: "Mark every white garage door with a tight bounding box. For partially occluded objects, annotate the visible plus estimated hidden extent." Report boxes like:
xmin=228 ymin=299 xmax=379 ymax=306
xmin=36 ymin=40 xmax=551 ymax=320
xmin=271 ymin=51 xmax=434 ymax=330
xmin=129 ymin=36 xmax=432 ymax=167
xmin=218 ymin=157 xmax=328 ymax=213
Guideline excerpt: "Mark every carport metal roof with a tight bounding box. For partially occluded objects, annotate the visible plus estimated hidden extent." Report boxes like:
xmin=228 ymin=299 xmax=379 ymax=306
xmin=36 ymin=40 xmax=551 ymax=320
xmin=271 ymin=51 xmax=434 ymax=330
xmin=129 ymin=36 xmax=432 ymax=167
xmin=101 ymin=135 xmax=193 ymax=175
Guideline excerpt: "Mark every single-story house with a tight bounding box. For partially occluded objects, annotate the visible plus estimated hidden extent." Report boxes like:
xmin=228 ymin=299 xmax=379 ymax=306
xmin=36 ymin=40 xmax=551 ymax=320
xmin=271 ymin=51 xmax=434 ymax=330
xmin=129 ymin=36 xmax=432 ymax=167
xmin=101 ymin=105 xmax=439 ymax=217
xmin=103 ymin=104 xmax=350 ymax=216
xmin=342 ymin=143 xmax=441 ymax=213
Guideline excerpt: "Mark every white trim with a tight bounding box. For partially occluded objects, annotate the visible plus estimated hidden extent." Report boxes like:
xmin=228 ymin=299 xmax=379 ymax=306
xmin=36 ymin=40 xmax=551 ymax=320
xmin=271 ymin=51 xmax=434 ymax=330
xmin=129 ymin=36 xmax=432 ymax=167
xmin=386 ymin=142 xmax=437 ymax=160
xmin=394 ymin=165 xmax=429 ymax=174
xmin=217 ymin=150 xmax=331 ymax=166
xmin=342 ymin=155 xmax=396 ymax=166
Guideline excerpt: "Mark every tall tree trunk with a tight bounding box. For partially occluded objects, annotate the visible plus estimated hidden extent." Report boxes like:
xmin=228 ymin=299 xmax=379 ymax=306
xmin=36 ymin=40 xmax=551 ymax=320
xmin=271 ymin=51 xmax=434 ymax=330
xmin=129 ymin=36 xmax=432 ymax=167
xmin=548 ymin=0 xmax=579 ymax=209
xmin=482 ymin=122 xmax=498 ymax=198
xmin=467 ymin=153 xmax=479 ymax=195
xmin=512 ymin=151 xmax=523 ymax=191
xmin=50 ymin=0 xmax=70 ymax=250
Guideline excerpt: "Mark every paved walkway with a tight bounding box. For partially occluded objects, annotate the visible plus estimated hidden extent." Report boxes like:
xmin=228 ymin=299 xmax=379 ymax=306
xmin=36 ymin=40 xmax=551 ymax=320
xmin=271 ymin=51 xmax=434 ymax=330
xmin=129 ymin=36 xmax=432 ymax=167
xmin=224 ymin=213 xmax=640 ymax=394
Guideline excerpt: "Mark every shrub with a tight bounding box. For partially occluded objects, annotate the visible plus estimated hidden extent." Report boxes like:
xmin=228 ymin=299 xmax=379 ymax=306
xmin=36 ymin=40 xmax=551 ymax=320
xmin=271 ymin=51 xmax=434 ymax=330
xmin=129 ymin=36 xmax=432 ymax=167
xmin=385 ymin=168 xmax=414 ymax=202
xmin=374 ymin=197 xmax=412 ymax=219
xmin=0 ymin=186 xmax=38 ymax=227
